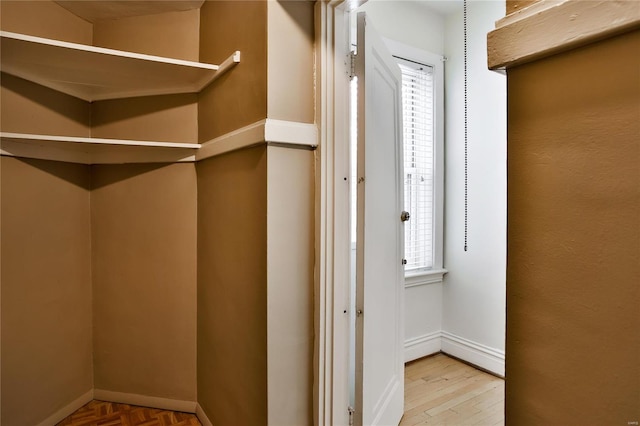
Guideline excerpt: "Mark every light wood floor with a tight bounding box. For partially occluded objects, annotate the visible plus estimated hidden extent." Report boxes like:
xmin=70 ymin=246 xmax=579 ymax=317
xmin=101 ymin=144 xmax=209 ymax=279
xmin=400 ymin=353 xmax=504 ymax=425
xmin=56 ymin=400 xmax=201 ymax=426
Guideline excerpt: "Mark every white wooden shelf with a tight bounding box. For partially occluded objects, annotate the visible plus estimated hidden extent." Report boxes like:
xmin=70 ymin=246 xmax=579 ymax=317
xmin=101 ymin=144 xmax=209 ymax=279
xmin=0 ymin=31 xmax=240 ymax=102
xmin=0 ymin=132 xmax=201 ymax=164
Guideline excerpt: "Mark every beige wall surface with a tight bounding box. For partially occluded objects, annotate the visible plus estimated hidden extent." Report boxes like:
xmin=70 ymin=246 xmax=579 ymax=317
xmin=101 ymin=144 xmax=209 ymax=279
xmin=91 ymin=8 xmax=200 ymax=144
xmin=266 ymin=146 xmax=314 ymax=425
xmin=91 ymin=94 xmax=198 ymax=143
xmin=0 ymin=0 xmax=92 ymax=43
xmin=91 ymin=163 xmax=198 ymax=401
xmin=1 ymin=73 xmax=91 ymax=137
xmin=1 ymin=157 xmax=93 ymax=426
xmin=198 ymin=1 xmax=268 ymax=141
xmin=266 ymin=1 xmax=314 ymax=123
xmin=197 ymin=146 xmax=268 ymax=425
xmin=506 ymin=30 xmax=640 ymax=424
xmin=92 ymin=9 xmax=200 ymax=60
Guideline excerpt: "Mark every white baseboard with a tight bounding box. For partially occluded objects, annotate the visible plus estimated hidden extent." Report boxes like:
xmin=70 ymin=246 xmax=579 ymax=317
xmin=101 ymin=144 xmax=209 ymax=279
xmin=404 ymin=331 xmax=442 ymax=363
xmin=36 ymin=389 xmax=93 ymax=426
xmin=196 ymin=403 xmax=214 ymax=426
xmin=441 ymin=331 xmax=505 ymax=377
xmin=94 ymin=389 xmax=196 ymax=413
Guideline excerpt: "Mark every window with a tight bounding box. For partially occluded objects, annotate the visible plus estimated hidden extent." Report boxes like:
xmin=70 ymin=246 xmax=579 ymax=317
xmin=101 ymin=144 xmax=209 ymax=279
xmin=399 ymin=59 xmax=435 ymax=272
xmin=387 ymin=39 xmax=445 ymax=283
xmin=350 ymin=39 xmax=445 ymax=283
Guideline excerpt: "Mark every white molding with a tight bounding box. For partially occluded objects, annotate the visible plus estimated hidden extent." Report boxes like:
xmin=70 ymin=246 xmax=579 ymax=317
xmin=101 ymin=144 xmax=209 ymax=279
xmin=196 ymin=119 xmax=317 ymax=162
xmin=196 ymin=404 xmax=214 ymax=426
xmin=264 ymin=119 xmax=318 ymax=147
xmin=196 ymin=120 xmax=266 ymax=161
xmin=35 ymin=389 xmax=93 ymax=426
xmin=405 ymin=269 xmax=448 ymax=288
xmin=93 ymin=389 xmax=196 ymax=413
xmin=488 ymin=0 xmax=640 ymax=69
xmin=404 ymin=331 xmax=441 ymax=363
xmin=314 ymin=1 xmax=352 ymax=425
xmin=441 ymin=331 xmax=505 ymax=377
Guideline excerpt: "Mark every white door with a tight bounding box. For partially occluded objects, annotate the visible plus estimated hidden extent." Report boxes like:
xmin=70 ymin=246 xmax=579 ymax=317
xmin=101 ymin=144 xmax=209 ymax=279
xmin=354 ymin=12 xmax=405 ymax=426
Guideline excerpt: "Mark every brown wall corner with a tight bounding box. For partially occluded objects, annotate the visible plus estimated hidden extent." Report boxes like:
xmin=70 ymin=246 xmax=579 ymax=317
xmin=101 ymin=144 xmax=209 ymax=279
xmin=92 ymin=9 xmax=200 ymax=61
xmin=0 ymin=0 xmax=92 ymax=43
xmin=267 ymin=1 xmax=315 ymax=124
xmin=1 ymin=157 xmax=93 ymax=426
xmin=198 ymin=1 xmax=268 ymax=142
xmin=196 ymin=145 xmax=269 ymax=425
xmin=91 ymin=163 xmax=198 ymax=401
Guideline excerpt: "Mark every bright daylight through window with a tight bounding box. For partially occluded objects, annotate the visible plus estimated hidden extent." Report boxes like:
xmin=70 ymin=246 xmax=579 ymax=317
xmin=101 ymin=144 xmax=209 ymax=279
xmin=398 ymin=59 xmax=435 ymax=272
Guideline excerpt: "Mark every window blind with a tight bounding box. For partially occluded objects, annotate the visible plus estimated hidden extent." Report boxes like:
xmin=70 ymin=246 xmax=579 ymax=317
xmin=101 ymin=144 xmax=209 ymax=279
xmin=399 ymin=60 xmax=434 ymax=271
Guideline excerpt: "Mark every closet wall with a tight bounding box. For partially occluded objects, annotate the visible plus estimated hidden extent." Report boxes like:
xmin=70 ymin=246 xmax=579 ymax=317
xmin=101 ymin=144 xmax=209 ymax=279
xmin=1 ymin=158 xmax=93 ymax=426
xmin=1 ymin=0 xmax=198 ymax=422
xmin=1 ymin=3 xmax=94 ymax=425
xmin=1 ymin=1 xmax=315 ymax=425
xmin=196 ymin=2 xmax=314 ymax=424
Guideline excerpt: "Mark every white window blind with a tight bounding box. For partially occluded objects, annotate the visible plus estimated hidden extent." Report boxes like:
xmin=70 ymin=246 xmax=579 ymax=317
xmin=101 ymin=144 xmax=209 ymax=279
xmin=399 ymin=59 xmax=434 ymax=271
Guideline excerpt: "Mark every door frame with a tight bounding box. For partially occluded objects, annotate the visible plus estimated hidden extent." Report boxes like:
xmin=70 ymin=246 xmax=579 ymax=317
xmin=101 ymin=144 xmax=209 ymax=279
xmin=314 ymin=1 xmax=362 ymax=425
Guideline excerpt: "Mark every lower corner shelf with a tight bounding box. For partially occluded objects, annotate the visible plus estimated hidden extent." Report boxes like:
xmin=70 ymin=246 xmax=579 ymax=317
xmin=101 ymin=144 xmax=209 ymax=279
xmin=0 ymin=132 xmax=201 ymax=165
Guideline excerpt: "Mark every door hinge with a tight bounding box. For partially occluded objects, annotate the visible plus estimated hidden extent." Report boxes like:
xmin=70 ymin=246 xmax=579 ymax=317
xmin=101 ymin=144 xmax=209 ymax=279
xmin=349 ymin=51 xmax=356 ymax=79
xmin=348 ymin=406 xmax=355 ymax=426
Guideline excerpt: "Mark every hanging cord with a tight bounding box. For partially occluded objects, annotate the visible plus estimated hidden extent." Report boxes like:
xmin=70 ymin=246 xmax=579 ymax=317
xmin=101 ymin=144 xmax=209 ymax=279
xmin=463 ymin=0 xmax=469 ymax=252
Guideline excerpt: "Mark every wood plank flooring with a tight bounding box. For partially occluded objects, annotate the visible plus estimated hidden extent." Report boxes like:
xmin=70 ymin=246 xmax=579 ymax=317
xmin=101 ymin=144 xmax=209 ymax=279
xmin=56 ymin=400 xmax=201 ymax=426
xmin=400 ymin=353 xmax=504 ymax=425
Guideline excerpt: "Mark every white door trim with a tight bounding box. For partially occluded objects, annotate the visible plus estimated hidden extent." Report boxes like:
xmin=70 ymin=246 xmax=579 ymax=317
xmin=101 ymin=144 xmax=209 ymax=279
xmin=314 ymin=1 xmax=359 ymax=425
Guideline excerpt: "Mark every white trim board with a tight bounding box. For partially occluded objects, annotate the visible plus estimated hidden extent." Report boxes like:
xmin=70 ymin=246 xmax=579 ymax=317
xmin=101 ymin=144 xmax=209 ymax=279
xmin=488 ymin=0 xmax=640 ymax=69
xmin=405 ymin=331 xmax=441 ymax=363
xmin=440 ymin=331 xmax=505 ymax=377
xmin=35 ymin=389 xmax=94 ymax=426
xmin=196 ymin=119 xmax=318 ymax=161
xmin=0 ymin=119 xmax=317 ymax=165
xmin=0 ymin=132 xmax=199 ymax=165
xmin=93 ymin=390 xmax=197 ymax=413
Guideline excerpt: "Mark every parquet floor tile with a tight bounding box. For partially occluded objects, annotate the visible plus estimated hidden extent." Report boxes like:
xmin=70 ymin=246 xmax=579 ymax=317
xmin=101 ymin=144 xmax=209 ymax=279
xmin=56 ymin=400 xmax=201 ymax=426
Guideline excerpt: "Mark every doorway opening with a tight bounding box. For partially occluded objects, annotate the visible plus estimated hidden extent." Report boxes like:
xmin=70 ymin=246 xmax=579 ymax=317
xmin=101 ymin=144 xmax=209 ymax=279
xmin=345 ymin=1 xmax=506 ymax=424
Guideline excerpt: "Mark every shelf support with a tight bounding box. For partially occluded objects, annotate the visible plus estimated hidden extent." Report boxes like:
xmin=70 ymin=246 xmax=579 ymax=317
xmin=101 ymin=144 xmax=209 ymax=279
xmin=211 ymin=51 xmax=241 ymax=81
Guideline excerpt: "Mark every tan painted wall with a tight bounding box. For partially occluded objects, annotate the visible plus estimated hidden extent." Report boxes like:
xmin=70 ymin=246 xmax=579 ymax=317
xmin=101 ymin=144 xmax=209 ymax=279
xmin=92 ymin=9 xmax=200 ymax=60
xmin=196 ymin=146 xmax=268 ymax=425
xmin=91 ymin=163 xmax=198 ymax=401
xmin=91 ymin=9 xmax=199 ymax=144
xmin=0 ymin=73 xmax=91 ymax=137
xmin=506 ymin=30 xmax=640 ymax=424
xmin=91 ymin=94 xmax=198 ymax=143
xmin=1 ymin=157 xmax=93 ymax=426
xmin=266 ymin=1 xmax=314 ymax=123
xmin=1 ymin=0 xmax=92 ymax=139
xmin=198 ymin=1 xmax=268 ymax=141
xmin=0 ymin=0 xmax=92 ymax=43
xmin=266 ymin=146 xmax=314 ymax=425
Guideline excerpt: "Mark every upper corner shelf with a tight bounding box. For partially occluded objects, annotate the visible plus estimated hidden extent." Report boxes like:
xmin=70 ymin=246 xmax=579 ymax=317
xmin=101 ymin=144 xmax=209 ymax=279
xmin=0 ymin=31 xmax=240 ymax=102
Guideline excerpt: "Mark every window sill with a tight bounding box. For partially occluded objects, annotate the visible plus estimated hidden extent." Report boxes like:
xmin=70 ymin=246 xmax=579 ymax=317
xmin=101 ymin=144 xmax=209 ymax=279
xmin=405 ymin=269 xmax=448 ymax=288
